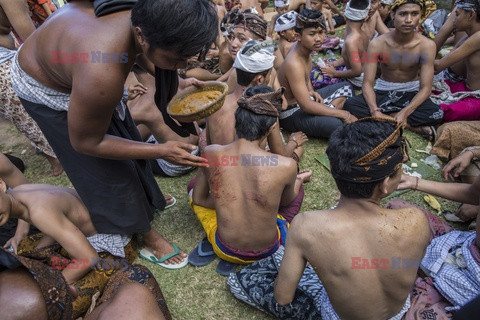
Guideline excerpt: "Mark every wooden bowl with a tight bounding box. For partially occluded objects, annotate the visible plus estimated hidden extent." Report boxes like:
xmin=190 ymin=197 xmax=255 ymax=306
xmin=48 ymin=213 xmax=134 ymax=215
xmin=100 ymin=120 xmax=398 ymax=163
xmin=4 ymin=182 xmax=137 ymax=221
xmin=167 ymin=81 xmax=228 ymax=123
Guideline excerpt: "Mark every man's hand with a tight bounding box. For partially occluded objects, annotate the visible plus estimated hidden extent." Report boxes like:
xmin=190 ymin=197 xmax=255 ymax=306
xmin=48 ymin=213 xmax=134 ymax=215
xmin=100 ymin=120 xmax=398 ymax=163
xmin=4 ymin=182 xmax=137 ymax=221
xmin=442 ymin=151 xmax=474 ymax=180
xmin=309 ymin=91 xmax=323 ymax=103
xmin=393 ymin=110 xmax=409 ymax=128
xmin=289 ymin=132 xmax=308 ymax=147
xmin=397 ymin=174 xmax=417 ymax=190
xmin=126 ymin=83 xmax=148 ymax=101
xmin=319 ymin=65 xmax=336 ymax=78
xmin=372 ymin=109 xmax=394 ymax=120
xmin=297 ymin=169 xmax=313 ymax=183
xmin=342 ymin=111 xmax=358 ymax=124
xmin=3 ymin=233 xmax=25 ymax=254
xmin=179 ymin=77 xmax=205 ymax=91
xmin=160 ymin=141 xmax=208 ymax=167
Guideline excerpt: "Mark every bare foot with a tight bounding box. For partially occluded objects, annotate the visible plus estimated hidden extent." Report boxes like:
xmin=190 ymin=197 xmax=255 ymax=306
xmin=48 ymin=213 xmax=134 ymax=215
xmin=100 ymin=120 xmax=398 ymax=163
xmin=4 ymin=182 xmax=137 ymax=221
xmin=456 ymin=204 xmax=479 ymax=222
xmin=142 ymin=229 xmax=187 ymax=265
xmin=44 ymin=154 xmax=63 ymax=176
xmin=297 ymin=169 xmax=313 ymax=183
xmin=164 ymin=194 xmax=175 ymax=207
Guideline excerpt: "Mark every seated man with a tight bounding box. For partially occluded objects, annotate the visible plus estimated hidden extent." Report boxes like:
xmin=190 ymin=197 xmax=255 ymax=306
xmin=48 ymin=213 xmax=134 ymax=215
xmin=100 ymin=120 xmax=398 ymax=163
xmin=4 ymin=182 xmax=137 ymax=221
xmin=191 ymin=88 xmax=312 ymax=276
xmin=360 ymin=0 xmax=390 ymax=39
xmin=432 ymin=0 xmax=480 ymax=122
xmin=398 ymin=149 xmax=480 ymax=311
xmin=319 ymin=0 xmax=371 ymax=89
xmin=228 ymin=117 xmax=431 ymax=319
xmin=267 ymin=0 xmax=291 ymax=39
xmin=277 ymin=9 xmax=356 ymax=138
xmin=344 ymin=0 xmax=443 ymax=140
xmin=274 ymin=11 xmax=298 ymax=62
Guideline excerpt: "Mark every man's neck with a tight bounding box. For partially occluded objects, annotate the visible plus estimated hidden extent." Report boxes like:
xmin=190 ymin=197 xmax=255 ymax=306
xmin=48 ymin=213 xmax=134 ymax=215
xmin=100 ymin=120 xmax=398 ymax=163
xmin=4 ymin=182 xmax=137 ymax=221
xmin=233 ymin=83 xmax=247 ymax=98
xmin=293 ymin=41 xmax=312 ymax=60
xmin=346 ymin=20 xmax=363 ymax=34
xmin=465 ymin=22 xmax=480 ymax=36
xmin=337 ymin=195 xmax=382 ymax=209
xmin=392 ymin=29 xmax=415 ymax=45
xmin=6 ymin=191 xmax=29 ymax=222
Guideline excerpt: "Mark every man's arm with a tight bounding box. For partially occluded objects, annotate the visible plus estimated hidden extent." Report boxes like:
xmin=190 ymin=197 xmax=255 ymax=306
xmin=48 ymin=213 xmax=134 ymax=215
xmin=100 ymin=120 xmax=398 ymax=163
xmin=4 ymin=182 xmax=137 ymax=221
xmin=286 ymin=59 xmax=352 ymax=120
xmin=434 ymin=32 xmax=480 ymax=74
xmin=192 ymin=167 xmax=215 ymax=209
xmin=274 ymin=214 xmax=308 ymax=305
xmin=0 ymin=0 xmax=36 ymax=41
xmin=362 ymin=38 xmax=382 ymax=116
xmin=398 ymin=174 xmax=480 ymax=206
xmin=375 ymin=12 xmax=389 ymax=35
xmin=68 ymin=63 xmax=205 ymax=166
xmin=321 ymin=41 xmax=363 ymax=78
xmin=434 ymin=9 xmax=455 ymax=53
xmin=324 ymin=0 xmax=343 ymax=16
xmin=394 ymin=40 xmax=436 ymax=127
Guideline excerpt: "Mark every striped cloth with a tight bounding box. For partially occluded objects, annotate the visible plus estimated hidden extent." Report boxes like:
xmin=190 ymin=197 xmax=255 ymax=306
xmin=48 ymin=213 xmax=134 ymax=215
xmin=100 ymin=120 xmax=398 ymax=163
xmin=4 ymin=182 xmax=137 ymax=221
xmin=86 ymin=233 xmax=132 ymax=258
xmin=421 ymin=231 xmax=480 ymax=311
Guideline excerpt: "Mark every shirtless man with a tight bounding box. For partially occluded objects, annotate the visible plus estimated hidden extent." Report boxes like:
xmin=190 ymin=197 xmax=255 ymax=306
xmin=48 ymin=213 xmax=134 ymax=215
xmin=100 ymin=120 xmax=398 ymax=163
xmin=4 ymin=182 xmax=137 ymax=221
xmin=0 ymin=181 xmax=99 ymax=288
xmin=308 ymin=0 xmax=336 ymax=33
xmin=344 ymin=0 xmax=443 ymax=138
xmin=273 ymin=118 xmax=430 ymax=319
xmin=11 ymin=0 xmax=217 ymax=267
xmin=361 ymin=0 xmax=390 ymax=39
xmin=0 ymin=0 xmax=34 ymax=49
xmin=277 ymin=9 xmax=356 ymax=138
xmin=192 ymin=88 xmax=311 ymax=275
xmin=267 ymin=0 xmax=290 ymax=39
xmin=319 ymin=0 xmax=371 ymax=89
xmin=433 ymin=0 xmax=480 ymax=122
xmin=274 ymin=11 xmax=298 ymax=61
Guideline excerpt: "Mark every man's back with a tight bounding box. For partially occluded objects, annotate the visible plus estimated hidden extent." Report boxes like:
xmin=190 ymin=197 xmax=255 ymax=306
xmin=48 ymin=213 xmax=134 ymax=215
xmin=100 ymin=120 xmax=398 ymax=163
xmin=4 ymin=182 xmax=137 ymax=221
xmin=206 ymin=93 xmax=239 ymax=145
xmin=296 ymin=204 xmax=430 ymax=319
xmin=204 ymin=140 xmax=296 ymax=251
xmin=19 ymin=1 xmax=135 ymax=93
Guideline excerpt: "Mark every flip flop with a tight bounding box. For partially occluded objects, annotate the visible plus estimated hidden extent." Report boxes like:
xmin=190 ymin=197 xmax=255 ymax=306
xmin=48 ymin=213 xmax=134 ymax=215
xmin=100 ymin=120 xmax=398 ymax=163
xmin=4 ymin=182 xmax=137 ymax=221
xmin=188 ymin=237 xmax=216 ymax=267
xmin=164 ymin=195 xmax=177 ymax=210
xmin=216 ymin=259 xmax=238 ymax=276
xmin=139 ymin=245 xmax=188 ymax=270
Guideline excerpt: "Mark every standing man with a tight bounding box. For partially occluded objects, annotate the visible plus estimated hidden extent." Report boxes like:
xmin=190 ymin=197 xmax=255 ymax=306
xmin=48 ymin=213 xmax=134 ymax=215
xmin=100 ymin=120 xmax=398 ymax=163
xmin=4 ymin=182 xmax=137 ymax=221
xmin=11 ymin=0 xmax=218 ymax=268
xmin=344 ymin=0 xmax=443 ymax=140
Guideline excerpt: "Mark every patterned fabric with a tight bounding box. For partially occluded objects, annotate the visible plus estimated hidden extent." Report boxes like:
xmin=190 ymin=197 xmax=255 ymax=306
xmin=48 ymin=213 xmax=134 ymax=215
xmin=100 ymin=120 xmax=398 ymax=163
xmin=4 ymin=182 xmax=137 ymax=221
xmin=421 ymin=231 xmax=480 ymax=311
xmin=438 ymin=80 xmax=480 ymax=122
xmin=228 ymin=246 xmax=411 ymax=320
xmin=227 ymin=246 xmax=322 ymax=319
xmin=311 ymin=59 xmax=342 ymax=89
xmin=0 ymin=48 xmax=56 ymax=158
xmin=84 ymin=264 xmax=172 ymax=320
xmin=86 ymin=233 xmax=132 ymax=258
xmin=17 ymin=233 xmax=137 ymax=319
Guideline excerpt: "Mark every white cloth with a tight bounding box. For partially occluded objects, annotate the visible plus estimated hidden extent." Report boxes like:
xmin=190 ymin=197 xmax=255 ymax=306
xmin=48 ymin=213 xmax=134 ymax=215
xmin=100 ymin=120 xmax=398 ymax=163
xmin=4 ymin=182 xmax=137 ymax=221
xmin=381 ymin=0 xmax=395 ymax=5
xmin=87 ymin=233 xmax=132 ymax=257
xmin=430 ymin=73 xmax=480 ymax=105
xmin=374 ymin=78 xmax=420 ymax=92
xmin=274 ymin=11 xmax=298 ymax=32
xmin=233 ymin=40 xmax=275 ymax=73
xmin=344 ymin=1 xmax=370 ymax=21
xmin=0 ymin=47 xmax=15 ymax=64
xmin=348 ymin=73 xmax=364 ymax=88
xmin=275 ymin=0 xmax=289 ymax=7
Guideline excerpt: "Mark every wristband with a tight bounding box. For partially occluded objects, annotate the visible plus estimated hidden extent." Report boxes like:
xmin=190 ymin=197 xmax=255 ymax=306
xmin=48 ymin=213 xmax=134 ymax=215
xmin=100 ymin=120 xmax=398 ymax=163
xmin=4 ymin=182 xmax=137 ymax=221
xmin=414 ymin=177 xmax=419 ymax=190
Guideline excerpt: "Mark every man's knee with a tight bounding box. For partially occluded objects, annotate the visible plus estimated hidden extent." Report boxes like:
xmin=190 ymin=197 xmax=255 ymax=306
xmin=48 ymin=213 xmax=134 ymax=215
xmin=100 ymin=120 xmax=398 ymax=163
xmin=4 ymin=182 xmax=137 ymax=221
xmin=0 ymin=268 xmax=48 ymax=320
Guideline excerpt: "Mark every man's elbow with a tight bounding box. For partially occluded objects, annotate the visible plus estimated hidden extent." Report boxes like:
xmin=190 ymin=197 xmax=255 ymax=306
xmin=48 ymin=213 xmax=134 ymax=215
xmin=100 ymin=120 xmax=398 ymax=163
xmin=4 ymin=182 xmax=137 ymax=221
xmin=274 ymin=289 xmax=293 ymax=306
xmin=70 ymin=138 xmax=98 ymax=156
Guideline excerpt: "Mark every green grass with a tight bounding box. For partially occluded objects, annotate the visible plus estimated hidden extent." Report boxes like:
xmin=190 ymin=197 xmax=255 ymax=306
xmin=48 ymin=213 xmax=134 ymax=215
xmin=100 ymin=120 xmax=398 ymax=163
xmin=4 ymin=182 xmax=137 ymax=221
xmin=1 ymin=122 xmax=460 ymax=320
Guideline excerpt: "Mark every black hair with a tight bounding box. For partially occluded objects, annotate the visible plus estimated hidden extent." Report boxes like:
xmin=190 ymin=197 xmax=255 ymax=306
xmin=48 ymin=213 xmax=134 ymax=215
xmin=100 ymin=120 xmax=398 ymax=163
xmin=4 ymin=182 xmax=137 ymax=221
xmin=295 ymin=9 xmax=325 ymax=33
xmin=236 ymin=69 xmax=269 ymax=86
xmin=392 ymin=0 xmax=423 ymax=12
xmin=326 ymin=120 xmax=398 ymax=199
xmin=131 ymin=0 xmax=219 ymax=58
xmin=235 ymin=85 xmax=276 ymax=141
xmin=350 ymin=0 xmax=370 ymax=10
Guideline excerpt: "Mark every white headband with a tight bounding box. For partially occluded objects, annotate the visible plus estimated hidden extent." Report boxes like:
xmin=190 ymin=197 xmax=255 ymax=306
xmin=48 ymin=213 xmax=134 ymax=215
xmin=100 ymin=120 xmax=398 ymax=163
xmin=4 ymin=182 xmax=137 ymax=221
xmin=381 ymin=0 xmax=395 ymax=5
xmin=344 ymin=1 xmax=371 ymax=21
xmin=274 ymin=11 xmax=298 ymax=32
xmin=233 ymin=40 xmax=276 ymax=73
xmin=275 ymin=0 xmax=290 ymax=8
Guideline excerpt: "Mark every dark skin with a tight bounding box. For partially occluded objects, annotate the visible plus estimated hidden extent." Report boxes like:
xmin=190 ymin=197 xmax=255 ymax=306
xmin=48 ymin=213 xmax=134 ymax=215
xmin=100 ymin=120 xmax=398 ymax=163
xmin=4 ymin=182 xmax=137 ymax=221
xmin=0 ymin=268 xmax=48 ymax=320
xmin=0 ymin=0 xmax=35 ymax=49
xmin=17 ymin=1 xmax=212 ymax=264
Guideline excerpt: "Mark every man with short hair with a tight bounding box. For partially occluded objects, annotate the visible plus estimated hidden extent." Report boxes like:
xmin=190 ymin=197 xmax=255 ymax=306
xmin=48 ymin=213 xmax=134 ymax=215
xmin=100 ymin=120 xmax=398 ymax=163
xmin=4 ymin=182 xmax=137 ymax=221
xmin=191 ymin=87 xmax=311 ymax=275
xmin=228 ymin=118 xmax=431 ymax=319
xmin=11 ymin=0 xmax=218 ymax=267
xmin=344 ymin=0 xmax=443 ymax=140
xmin=277 ymin=9 xmax=356 ymax=138
xmin=432 ymin=0 xmax=480 ymax=122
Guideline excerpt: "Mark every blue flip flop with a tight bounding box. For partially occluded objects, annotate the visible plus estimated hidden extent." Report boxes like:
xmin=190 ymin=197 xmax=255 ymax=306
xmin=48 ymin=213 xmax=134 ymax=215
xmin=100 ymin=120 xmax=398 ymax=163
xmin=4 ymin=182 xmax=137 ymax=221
xmin=188 ymin=237 xmax=216 ymax=267
xmin=216 ymin=259 xmax=238 ymax=276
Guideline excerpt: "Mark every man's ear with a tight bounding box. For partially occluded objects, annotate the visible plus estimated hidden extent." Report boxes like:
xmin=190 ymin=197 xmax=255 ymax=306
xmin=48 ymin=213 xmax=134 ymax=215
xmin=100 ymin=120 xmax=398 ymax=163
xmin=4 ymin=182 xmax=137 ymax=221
xmin=0 ymin=179 xmax=7 ymax=193
xmin=295 ymin=31 xmax=301 ymax=41
xmin=390 ymin=11 xmax=395 ymax=20
xmin=253 ymin=74 xmax=266 ymax=85
xmin=378 ymin=175 xmax=390 ymax=195
xmin=134 ymin=26 xmax=148 ymax=47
